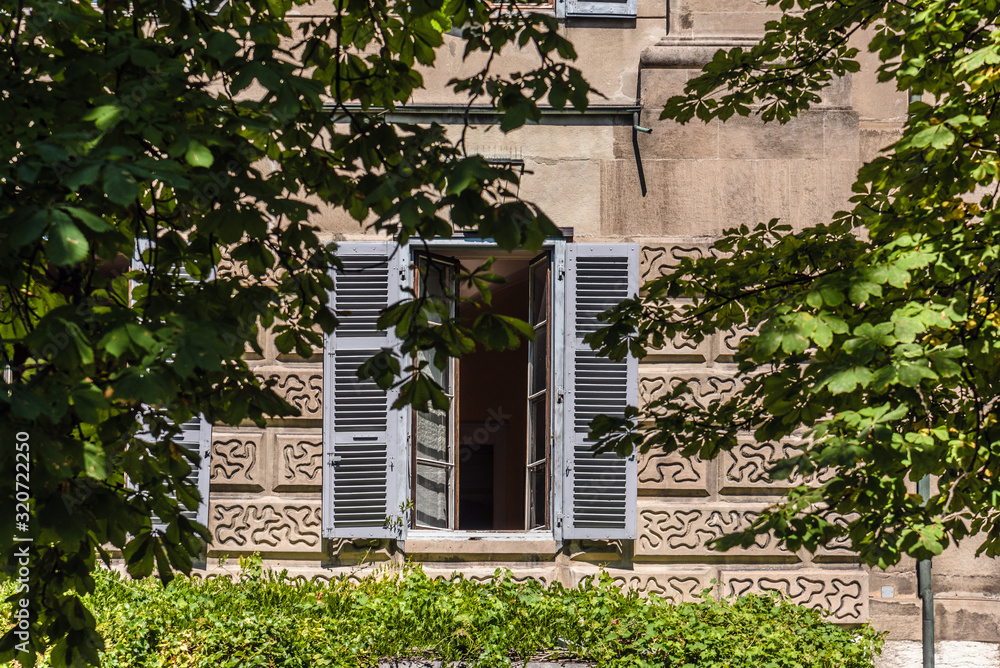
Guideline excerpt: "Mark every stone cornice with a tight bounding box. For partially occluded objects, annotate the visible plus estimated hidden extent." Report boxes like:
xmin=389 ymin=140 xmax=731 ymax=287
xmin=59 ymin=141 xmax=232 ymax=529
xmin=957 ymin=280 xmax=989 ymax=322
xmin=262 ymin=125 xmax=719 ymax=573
xmin=640 ymin=37 xmax=761 ymax=69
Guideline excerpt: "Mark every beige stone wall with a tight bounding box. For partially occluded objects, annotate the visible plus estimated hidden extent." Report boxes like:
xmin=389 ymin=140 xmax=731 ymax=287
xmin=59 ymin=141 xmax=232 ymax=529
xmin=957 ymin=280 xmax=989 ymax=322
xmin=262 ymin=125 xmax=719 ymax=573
xmin=198 ymin=0 xmax=1000 ymax=653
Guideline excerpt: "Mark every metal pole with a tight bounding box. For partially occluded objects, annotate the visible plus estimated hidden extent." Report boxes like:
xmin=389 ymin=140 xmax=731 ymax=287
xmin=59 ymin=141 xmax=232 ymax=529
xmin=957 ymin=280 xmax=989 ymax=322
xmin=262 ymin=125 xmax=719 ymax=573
xmin=907 ymin=85 xmax=935 ymax=668
xmin=916 ymin=474 xmax=935 ymax=668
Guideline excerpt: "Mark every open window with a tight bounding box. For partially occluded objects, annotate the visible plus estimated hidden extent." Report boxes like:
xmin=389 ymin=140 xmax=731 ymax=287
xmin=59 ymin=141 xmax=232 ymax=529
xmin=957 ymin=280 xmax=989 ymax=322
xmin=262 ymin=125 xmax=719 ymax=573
xmin=411 ymin=249 xmax=551 ymax=532
xmin=323 ymin=240 xmax=638 ymax=542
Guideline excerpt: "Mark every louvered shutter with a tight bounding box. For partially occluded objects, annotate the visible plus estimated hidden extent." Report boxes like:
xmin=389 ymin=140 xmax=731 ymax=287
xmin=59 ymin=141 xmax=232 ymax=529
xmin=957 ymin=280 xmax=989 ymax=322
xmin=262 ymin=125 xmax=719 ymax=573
xmin=152 ymin=416 xmax=212 ymax=530
xmin=323 ymin=242 xmax=407 ymax=539
xmin=133 ymin=238 xmax=212 ymax=530
xmin=561 ymin=243 xmax=638 ymax=539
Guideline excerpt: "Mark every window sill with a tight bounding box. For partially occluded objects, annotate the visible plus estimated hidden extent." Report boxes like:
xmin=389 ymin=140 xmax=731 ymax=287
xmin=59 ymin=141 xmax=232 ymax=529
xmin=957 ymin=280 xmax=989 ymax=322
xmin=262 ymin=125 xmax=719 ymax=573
xmin=403 ymin=531 xmax=558 ymax=555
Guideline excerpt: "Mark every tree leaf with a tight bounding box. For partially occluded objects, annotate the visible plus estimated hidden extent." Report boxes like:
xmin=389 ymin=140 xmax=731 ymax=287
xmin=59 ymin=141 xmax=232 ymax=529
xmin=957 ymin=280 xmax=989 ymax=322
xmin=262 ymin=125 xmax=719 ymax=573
xmin=47 ymin=214 xmax=89 ymax=266
xmin=185 ymin=141 xmax=214 ymax=168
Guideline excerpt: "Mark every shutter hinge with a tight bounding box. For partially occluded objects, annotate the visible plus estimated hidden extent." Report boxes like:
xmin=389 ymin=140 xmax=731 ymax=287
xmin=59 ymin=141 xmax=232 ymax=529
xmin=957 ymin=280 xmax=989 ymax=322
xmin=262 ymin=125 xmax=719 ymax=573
xmin=556 ymin=514 xmax=564 ymax=528
xmin=558 ymin=267 xmax=565 ymax=281
xmin=328 ymin=454 xmax=342 ymax=465
xmin=556 ymin=388 xmax=565 ymax=404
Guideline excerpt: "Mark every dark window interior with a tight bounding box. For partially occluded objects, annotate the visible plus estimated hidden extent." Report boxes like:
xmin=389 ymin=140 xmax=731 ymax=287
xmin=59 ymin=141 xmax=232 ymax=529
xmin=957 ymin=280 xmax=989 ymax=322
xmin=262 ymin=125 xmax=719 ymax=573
xmin=457 ymin=268 xmax=529 ymax=530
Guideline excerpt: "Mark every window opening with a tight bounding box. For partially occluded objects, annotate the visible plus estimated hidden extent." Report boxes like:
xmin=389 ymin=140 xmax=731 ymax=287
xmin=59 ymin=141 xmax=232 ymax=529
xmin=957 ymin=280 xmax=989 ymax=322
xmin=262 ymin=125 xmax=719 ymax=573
xmin=411 ymin=249 xmax=549 ymax=531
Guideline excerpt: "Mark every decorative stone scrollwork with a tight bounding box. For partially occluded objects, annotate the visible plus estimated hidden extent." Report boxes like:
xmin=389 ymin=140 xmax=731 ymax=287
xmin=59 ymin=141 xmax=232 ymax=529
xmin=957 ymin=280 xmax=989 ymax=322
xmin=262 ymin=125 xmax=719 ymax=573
xmin=639 ymin=372 xmax=743 ymax=413
xmin=255 ymin=367 xmax=323 ymax=420
xmin=422 ymin=568 xmax=556 ymax=588
xmin=815 ymin=514 xmax=859 ymax=559
xmin=721 ymin=569 xmax=868 ymax=622
xmin=211 ymin=500 xmax=322 ymax=552
xmin=640 ymin=243 xmax=714 ymax=283
xmin=215 ymin=255 xmax=281 ymax=287
xmin=277 ymin=434 xmax=323 ymax=489
xmin=637 ymin=450 xmax=707 ymax=494
xmin=211 ymin=432 xmax=262 ymax=489
xmin=720 ymin=434 xmax=835 ymax=493
xmin=716 ymin=322 xmax=757 ymax=362
xmin=637 ymin=505 xmax=789 ymax=557
xmin=611 ymin=573 xmax=711 ymax=603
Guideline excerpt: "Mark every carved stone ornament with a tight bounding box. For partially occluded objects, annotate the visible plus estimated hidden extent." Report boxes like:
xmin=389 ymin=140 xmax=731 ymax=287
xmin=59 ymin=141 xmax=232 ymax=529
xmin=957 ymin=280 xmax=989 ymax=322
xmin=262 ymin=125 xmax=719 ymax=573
xmin=254 ymin=366 xmax=323 ymax=420
xmin=276 ymin=433 xmax=323 ymax=489
xmin=721 ymin=568 xmax=869 ymax=622
xmin=211 ymin=500 xmax=322 ymax=552
xmin=611 ymin=572 xmax=713 ymax=603
xmin=639 ymin=370 xmax=743 ymax=414
xmin=720 ymin=433 xmax=836 ymax=493
xmin=638 ymin=449 xmax=707 ymax=494
xmin=211 ymin=431 xmax=262 ymax=490
xmin=639 ymin=242 xmax=715 ymax=283
xmin=636 ymin=503 xmax=790 ymax=557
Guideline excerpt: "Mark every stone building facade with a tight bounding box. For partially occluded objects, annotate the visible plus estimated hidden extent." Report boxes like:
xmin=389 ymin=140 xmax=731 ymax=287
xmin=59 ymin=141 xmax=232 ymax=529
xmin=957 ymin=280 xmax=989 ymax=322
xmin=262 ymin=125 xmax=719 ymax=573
xmin=189 ymin=1 xmax=1000 ymax=665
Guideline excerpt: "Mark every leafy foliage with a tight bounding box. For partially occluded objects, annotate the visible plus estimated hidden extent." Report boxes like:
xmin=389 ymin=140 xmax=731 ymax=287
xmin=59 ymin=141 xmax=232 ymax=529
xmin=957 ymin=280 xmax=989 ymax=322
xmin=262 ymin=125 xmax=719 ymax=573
xmin=0 ymin=0 xmax=589 ymax=663
xmin=590 ymin=0 xmax=1000 ymax=567
xmin=1 ymin=560 xmax=882 ymax=667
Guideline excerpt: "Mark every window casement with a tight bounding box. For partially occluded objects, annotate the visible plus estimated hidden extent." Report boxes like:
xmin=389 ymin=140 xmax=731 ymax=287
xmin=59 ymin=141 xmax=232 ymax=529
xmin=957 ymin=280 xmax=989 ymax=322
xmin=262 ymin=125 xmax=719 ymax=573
xmin=323 ymin=239 xmax=638 ymax=543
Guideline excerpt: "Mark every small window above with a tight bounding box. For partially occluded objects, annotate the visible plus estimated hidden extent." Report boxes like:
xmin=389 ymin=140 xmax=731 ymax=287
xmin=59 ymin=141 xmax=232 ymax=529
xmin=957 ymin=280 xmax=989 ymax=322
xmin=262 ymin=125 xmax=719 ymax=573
xmin=558 ymin=0 xmax=637 ymax=18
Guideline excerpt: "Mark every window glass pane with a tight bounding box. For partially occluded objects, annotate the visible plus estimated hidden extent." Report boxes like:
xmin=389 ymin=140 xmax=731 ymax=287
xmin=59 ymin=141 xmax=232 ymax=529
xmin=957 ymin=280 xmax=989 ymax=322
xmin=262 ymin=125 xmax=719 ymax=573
xmin=416 ymin=463 xmax=449 ymax=529
xmin=529 ymin=259 xmax=548 ymax=326
xmin=421 ymin=256 xmax=451 ymax=325
xmin=530 ymin=398 xmax=547 ymax=464
xmin=415 ymin=407 xmax=449 ymax=462
xmin=530 ymin=323 xmax=547 ymax=394
xmin=528 ymin=467 xmax=546 ymax=529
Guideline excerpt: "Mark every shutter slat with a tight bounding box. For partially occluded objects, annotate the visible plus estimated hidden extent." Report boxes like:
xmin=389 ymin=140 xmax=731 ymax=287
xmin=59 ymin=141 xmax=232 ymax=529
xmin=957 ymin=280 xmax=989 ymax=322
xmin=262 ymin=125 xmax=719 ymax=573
xmin=562 ymin=244 xmax=638 ymax=540
xmin=325 ymin=242 xmax=407 ymax=540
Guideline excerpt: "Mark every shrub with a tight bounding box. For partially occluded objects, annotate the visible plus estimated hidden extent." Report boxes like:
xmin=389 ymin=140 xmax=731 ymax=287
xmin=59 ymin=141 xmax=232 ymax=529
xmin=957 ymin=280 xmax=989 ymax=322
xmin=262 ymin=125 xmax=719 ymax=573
xmin=2 ymin=557 xmax=883 ymax=667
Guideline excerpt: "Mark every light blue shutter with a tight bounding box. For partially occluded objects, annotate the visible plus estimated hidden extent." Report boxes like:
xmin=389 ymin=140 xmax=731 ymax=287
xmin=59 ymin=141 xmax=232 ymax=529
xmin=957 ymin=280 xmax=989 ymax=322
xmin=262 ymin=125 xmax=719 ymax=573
xmin=152 ymin=417 xmax=212 ymax=530
xmin=561 ymin=243 xmax=638 ymax=539
xmin=134 ymin=238 xmax=212 ymax=530
xmin=323 ymin=242 xmax=408 ymax=540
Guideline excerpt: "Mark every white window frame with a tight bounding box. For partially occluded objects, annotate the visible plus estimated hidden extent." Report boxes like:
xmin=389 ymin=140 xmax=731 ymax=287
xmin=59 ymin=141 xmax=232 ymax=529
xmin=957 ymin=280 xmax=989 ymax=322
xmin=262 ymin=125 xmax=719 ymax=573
xmin=403 ymin=237 xmax=568 ymax=542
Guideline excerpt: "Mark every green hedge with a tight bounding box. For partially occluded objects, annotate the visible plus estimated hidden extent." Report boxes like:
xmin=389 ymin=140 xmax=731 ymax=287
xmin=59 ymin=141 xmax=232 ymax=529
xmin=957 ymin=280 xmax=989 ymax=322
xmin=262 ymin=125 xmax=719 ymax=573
xmin=5 ymin=557 xmax=882 ymax=667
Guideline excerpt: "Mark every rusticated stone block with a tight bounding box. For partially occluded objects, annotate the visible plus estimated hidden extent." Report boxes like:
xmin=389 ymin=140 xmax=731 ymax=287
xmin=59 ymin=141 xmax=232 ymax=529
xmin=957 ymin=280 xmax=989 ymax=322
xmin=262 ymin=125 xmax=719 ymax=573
xmin=636 ymin=503 xmax=791 ymax=558
xmin=420 ymin=567 xmax=557 ymax=588
xmin=715 ymin=322 xmax=756 ymax=362
xmin=570 ymin=566 xmax=715 ymax=603
xmin=255 ymin=366 xmax=323 ymax=421
xmin=719 ymin=433 xmax=836 ymax=493
xmin=612 ymin=570 xmax=714 ymax=603
xmin=216 ymin=255 xmax=281 ymax=287
xmin=210 ymin=499 xmax=322 ymax=552
xmin=275 ymin=432 xmax=323 ymax=490
xmin=640 ymin=242 xmax=715 ymax=283
xmin=637 ymin=449 xmax=707 ymax=495
xmin=721 ymin=568 xmax=869 ymax=623
xmin=211 ymin=431 xmax=264 ymax=490
xmin=814 ymin=513 xmax=859 ymax=561
xmin=639 ymin=369 xmax=744 ymax=414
